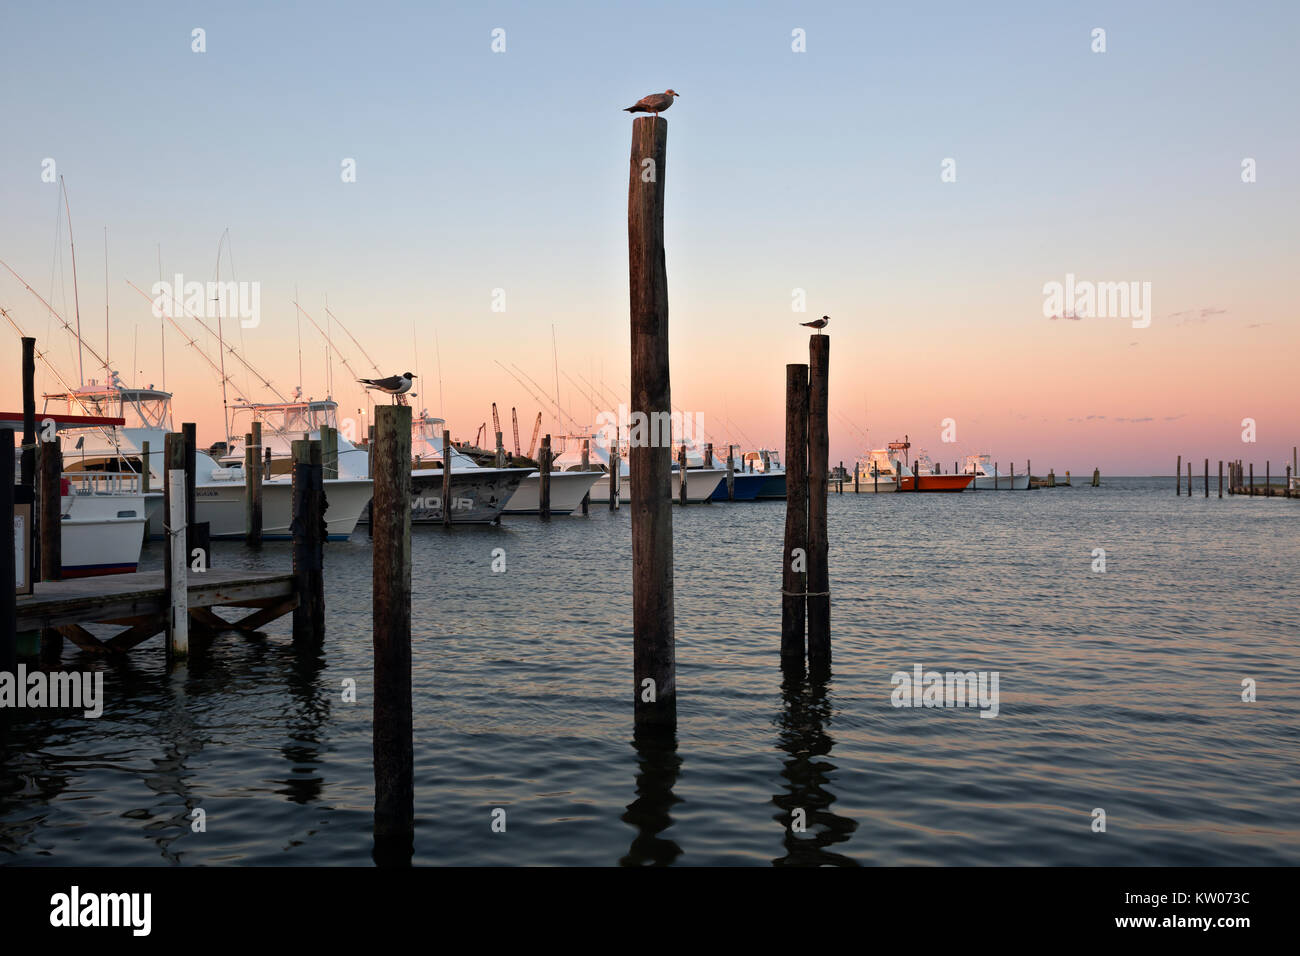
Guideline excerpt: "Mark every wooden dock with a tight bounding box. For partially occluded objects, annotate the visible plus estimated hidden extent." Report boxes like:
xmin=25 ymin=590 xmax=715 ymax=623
xmin=15 ymin=570 xmax=298 ymax=656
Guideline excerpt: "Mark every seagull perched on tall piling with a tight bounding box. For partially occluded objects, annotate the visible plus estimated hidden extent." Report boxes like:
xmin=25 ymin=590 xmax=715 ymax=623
xmin=623 ymin=89 xmax=680 ymax=117
xmin=359 ymin=372 xmax=416 ymax=403
xmin=801 ymin=315 xmax=830 ymax=334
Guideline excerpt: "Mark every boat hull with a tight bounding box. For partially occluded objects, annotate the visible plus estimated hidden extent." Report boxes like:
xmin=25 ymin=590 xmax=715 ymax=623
xmin=852 ymin=477 xmax=900 ymax=493
xmin=710 ymin=472 xmax=765 ymax=501
xmin=60 ymin=493 xmax=147 ymax=577
xmin=398 ymin=468 xmax=529 ymax=524
xmin=589 ymin=468 xmax=726 ymax=504
xmin=504 ymin=471 xmax=604 ymax=515
xmin=148 ymin=477 xmax=374 ymax=540
xmin=966 ymin=473 xmax=1031 ymax=490
xmin=898 ymin=475 xmax=975 ymax=492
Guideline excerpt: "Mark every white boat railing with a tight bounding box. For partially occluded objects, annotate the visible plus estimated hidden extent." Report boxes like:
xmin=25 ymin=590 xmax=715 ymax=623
xmin=63 ymin=472 xmax=147 ymax=495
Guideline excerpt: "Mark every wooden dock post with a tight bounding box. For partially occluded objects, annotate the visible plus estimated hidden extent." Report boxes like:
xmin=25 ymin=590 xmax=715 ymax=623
xmin=1266 ymin=461 xmax=1270 ymax=498
xmin=1219 ymin=460 xmax=1223 ymax=497
xmin=677 ymin=444 xmax=687 ymax=505
xmin=20 ymin=338 xmax=36 ymax=490
xmin=704 ymin=442 xmax=713 ymax=469
xmin=322 ymin=424 xmax=339 ymax=480
xmin=163 ymin=433 xmax=188 ymax=660
xmin=495 ymin=430 xmax=505 ymax=468
xmin=38 ymin=436 xmax=62 ymax=582
xmin=609 ymin=426 xmax=620 ymax=511
xmin=781 ymin=364 xmax=809 ymax=666
xmin=1249 ymin=463 xmax=1254 ymax=497
xmin=726 ymin=445 xmax=735 ymax=501
xmin=853 ymin=461 xmax=859 ymax=493
xmin=181 ymin=422 xmax=211 ymax=569
xmin=1286 ymin=465 xmax=1292 ymax=499
xmin=1091 ymin=467 xmax=1100 ymax=487
xmin=371 ymin=405 xmax=413 ymax=859
xmin=140 ymin=440 xmax=151 ymax=495
xmin=1176 ymin=455 xmax=1181 ymax=495
xmin=628 ymin=113 xmax=675 ymax=728
xmin=245 ymin=421 xmax=263 ymax=545
xmin=581 ymin=439 xmax=590 ymax=514
xmin=1204 ymin=458 xmax=1209 ymax=498
xmin=807 ymin=336 xmax=830 ymax=670
xmin=2 ymin=430 xmax=17 ymax=676
xmin=441 ymin=429 xmax=453 ymax=527
xmin=291 ymin=439 xmax=325 ymax=644
xmin=540 ymin=434 xmax=552 ymax=519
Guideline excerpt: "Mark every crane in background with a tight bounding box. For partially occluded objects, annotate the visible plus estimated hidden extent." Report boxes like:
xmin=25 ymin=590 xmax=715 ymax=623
xmin=491 ymin=402 xmax=502 ymax=449
xmin=475 ymin=422 xmax=486 ymax=448
xmin=511 ymin=407 xmax=521 ymax=457
xmin=527 ymin=411 xmax=542 ymax=459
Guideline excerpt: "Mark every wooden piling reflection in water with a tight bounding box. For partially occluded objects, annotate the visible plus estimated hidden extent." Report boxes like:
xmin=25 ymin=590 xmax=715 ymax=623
xmin=807 ymin=335 xmax=830 ymax=670
xmin=781 ymin=363 xmax=808 ymax=666
xmin=628 ymin=115 xmax=675 ymax=728
xmin=371 ymin=405 xmax=413 ymax=860
xmin=291 ymin=439 xmax=325 ymax=645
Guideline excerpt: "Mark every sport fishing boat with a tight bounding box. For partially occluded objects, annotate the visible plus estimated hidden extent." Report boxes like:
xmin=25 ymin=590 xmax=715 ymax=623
xmin=712 ymin=449 xmax=774 ymax=501
xmin=571 ymin=437 xmax=726 ymax=504
xmin=406 ymin=412 xmax=534 ymax=522
xmin=854 ymin=449 xmax=901 ymax=492
xmin=860 ymin=441 xmax=973 ymax=492
xmin=42 ymin=384 xmax=373 ymax=540
xmin=961 ymin=454 xmax=1030 ymax=490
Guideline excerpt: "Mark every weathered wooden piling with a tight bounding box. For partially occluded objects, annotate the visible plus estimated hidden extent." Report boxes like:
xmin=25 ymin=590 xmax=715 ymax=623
xmin=38 ymin=436 xmax=62 ymax=582
xmin=495 ymin=430 xmax=505 ymax=468
xmin=609 ymin=426 xmax=620 ymax=511
xmin=677 ymin=445 xmax=687 ymax=505
xmin=371 ymin=405 xmax=413 ymax=858
xmin=322 ymin=424 xmax=339 ymax=480
xmin=21 ymin=338 xmax=36 ymax=491
xmin=853 ymin=461 xmax=859 ymax=493
xmin=1175 ymin=455 xmax=1181 ymax=495
xmin=1249 ymin=462 xmax=1254 ymax=496
xmin=1204 ymin=459 xmax=1209 ymax=498
xmin=628 ymin=114 xmax=675 ymax=728
xmin=291 ymin=439 xmax=325 ymax=644
xmin=163 ymin=432 xmax=188 ymax=659
xmin=441 ymin=429 xmax=453 ymax=527
xmin=781 ymin=363 xmax=809 ymax=666
xmin=2 ymin=430 xmax=17 ymax=675
xmin=1186 ymin=460 xmax=1191 ymax=497
xmin=704 ymin=442 xmax=713 ymax=469
xmin=1265 ymin=461 xmax=1270 ymax=497
xmin=726 ymin=445 xmax=735 ymax=501
xmin=1286 ymin=465 xmax=1292 ymax=498
xmin=245 ymin=421 xmax=263 ymax=545
xmin=540 ymin=434 xmax=552 ymax=519
xmin=807 ymin=336 xmax=830 ymax=670
xmin=581 ymin=439 xmax=590 ymax=515
xmin=140 ymin=440 xmax=151 ymax=495
xmin=1218 ymin=460 xmax=1223 ymax=497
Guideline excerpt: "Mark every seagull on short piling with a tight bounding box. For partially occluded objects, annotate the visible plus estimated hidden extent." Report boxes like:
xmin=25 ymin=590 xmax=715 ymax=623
xmin=359 ymin=372 xmax=416 ymax=403
xmin=623 ymin=89 xmax=680 ymax=117
xmin=801 ymin=315 xmax=830 ymax=334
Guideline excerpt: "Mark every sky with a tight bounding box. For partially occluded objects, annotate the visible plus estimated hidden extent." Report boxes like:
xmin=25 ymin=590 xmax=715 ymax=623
xmin=1 ymin=0 xmax=1297 ymax=474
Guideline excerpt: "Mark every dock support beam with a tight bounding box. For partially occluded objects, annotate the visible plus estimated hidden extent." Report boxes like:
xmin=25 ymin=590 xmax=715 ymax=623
xmin=441 ymin=429 xmax=453 ymax=527
xmin=371 ymin=405 xmax=413 ymax=862
xmin=628 ymin=114 xmax=675 ymax=730
xmin=540 ymin=434 xmax=552 ymax=519
xmin=2 ymin=430 xmax=16 ymax=676
xmin=245 ymin=421 xmax=263 ymax=545
xmin=38 ymin=436 xmax=62 ymax=582
xmin=291 ymin=439 xmax=325 ymax=645
xmin=807 ymin=335 xmax=830 ymax=671
xmin=164 ymin=433 xmax=188 ymax=660
xmin=781 ymin=363 xmax=808 ymax=667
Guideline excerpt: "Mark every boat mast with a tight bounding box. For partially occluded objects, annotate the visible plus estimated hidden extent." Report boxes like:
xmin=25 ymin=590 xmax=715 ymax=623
xmin=157 ymin=244 xmax=166 ymax=391
xmin=215 ymin=229 xmax=231 ymax=447
xmin=60 ymin=176 xmax=85 ymax=386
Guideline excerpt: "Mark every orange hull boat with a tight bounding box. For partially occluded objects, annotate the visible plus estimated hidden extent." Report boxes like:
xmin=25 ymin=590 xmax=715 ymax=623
xmin=898 ymin=474 xmax=974 ymax=492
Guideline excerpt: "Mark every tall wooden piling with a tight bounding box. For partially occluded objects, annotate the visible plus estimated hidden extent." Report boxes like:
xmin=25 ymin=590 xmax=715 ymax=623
xmin=781 ymin=364 xmax=809 ymax=666
xmin=38 ymin=436 xmax=62 ymax=581
xmin=291 ymin=439 xmax=325 ymax=644
xmin=853 ymin=461 xmax=859 ymax=493
xmin=1218 ymin=460 xmax=1223 ymax=497
xmin=726 ymin=445 xmax=735 ymax=501
xmin=1249 ymin=463 xmax=1254 ymax=496
xmin=245 ymin=421 xmax=263 ymax=545
xmin=21 ymin=338 xmax=36 ymax=491
xmin=807 ymin=336 xmax=830 ymax=670
xmin=581 ymin=439 xmax=590 ymax=515
xmin=609 ymin=426 xmax=620 ymax=511
xmin=677 ymin=445 xmax=687 ymax=505
xmin=1265 ymin=461 xmax=1270 ymax=497
xmin=1176 ymin=455 xmax=1181 ymax=495
xmin=140 ymin=440 xmax=151 ymax=495
xmin=540 ymin=434 xmax=552 ymax=519
xmin=163 ymin=433 xmax=188 ymax=660
xmin=441 ymin=429 xmax=453 ymax=527
xmin=2 ymin=430 xmax=17 ymax=676
xmin=1204 ymin=458 xmax=1209 ymax=498
xmin=371 ymin=405 xmax=413 ymax=858
xmin=628 ymin=114 xmax=675 ymax=728
xmin=322 ymin=425 xmax=339 ymax=480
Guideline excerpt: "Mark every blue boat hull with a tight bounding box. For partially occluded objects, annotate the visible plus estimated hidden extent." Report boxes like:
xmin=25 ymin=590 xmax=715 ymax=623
xmin=711 ymin=472 xmax=765 ymax=501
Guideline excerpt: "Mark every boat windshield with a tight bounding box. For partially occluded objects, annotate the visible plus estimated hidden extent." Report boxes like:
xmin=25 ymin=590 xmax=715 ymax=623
xmin=43 ymin=386 xmax=174 ymax=431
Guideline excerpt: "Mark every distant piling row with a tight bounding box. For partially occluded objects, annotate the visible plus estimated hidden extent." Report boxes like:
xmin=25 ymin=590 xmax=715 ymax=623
xmin=1182 ymin=452 xmax=1296 ymax=498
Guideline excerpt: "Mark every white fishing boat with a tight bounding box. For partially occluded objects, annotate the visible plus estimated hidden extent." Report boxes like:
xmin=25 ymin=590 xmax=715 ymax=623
xmin=853 ymin=449 xmax=902 ymax=492
xmin=738 ymin=449 xmax=786 ymax=499
xmin=42 ymin=385 xmax=373 ymax=540
xmin=59 ymin=474 xmax=148 ymax=577
xmin=961 ymin=454 xmax=1030 ymax=490
xmin=404 ymin=412 xmax=534 ymax=523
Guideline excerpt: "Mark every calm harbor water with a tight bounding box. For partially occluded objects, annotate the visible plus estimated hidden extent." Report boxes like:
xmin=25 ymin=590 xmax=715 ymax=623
xmin=2 ymin=477 xmax=1298 ymax=866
